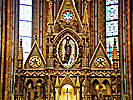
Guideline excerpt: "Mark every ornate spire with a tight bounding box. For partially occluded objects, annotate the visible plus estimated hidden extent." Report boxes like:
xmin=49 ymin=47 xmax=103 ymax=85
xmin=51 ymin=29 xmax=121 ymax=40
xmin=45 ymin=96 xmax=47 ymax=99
xmin=34 ymin=33 xmax=38 ymax=41
xmin=76 ymin=76 xmax=80 ymax=87
xmin=49 ymin=1 xmax=53 ymax=25
xmin=112 ymin=38 xmax=118 ymax=60
xmin=18 ymin=39 xmax=23 ymax=69
xmin=83 ymin=1 xmax=88 ymax=25
xmin=18 ymin=39 xmax=23 ymax=61
xmin=33 ymin=33 xmax=38 ymax=46
xmin=98 ymin=34 xmax=103 ymax=41
xmin=47 ymin=1 xmax=54 ymax=68
xmin=55 ymin=76 xmax=59 ymax=87
xmin=112 ymin=38 xmax=118 ymax=69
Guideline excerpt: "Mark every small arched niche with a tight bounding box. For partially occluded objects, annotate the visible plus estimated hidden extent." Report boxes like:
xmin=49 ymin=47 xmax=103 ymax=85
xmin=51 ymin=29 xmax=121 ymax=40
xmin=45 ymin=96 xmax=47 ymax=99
xmin=36 ymin=79 xmax=43 ymax=87
xmin=92 ymin=79 xmax=100 ymax=95
xmin=60 ymin=84 xmax=75 ymax=100
xmin=25 ymin=79 xmax=34 ymax=100
xmin=102 ymin=80 xmax=111 ymax=95
xmin=26 ymin=79 xmax=34 ymax=89
xmin=34 ymin=79 xmax=44 ymax=99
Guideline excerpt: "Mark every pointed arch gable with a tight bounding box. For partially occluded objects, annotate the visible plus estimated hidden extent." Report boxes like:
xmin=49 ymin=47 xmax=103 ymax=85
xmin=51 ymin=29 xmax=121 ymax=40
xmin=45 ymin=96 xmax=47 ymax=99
xmin=53 ymin=28 xmax=82 ymax=45
xmin=24 ymin=41 xmax=46 ymax=69
xmin=54 ymin=0 xmax=83 ymax=29
xmin=60 ymin=75 xmax=75 ymax=87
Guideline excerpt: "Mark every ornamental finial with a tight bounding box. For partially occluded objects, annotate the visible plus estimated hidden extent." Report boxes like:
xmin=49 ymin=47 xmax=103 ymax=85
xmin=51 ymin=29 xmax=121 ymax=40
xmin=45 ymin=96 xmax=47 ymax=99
xmin=112 ymin=38 xmax=118 ymax=69
xmin=34 ymin=33 xmax=37 ymax=41
xmin=98 ymin=34 xmax=103 ymax=41
xmin=18 ymin=39 xmax=23 ymax=61
xmin=112 ymin=38 xmax=118 ymax=60
xmin=49 ymin=1 xmax=53 ymax=25
xmin=83 ymin=1 xmax=88 ymax=25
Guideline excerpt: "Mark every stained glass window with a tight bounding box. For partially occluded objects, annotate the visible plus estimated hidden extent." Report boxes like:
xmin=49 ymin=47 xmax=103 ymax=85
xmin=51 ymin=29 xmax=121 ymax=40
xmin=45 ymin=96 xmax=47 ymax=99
xmin=106 ymin=0 xmax=119 ymax=62
xmin=106 ymin=5 xmax=118 ymax=21
xmin=19 ymin=0 xmax=32 ymax=62
xmin=106 ymin=21 xmax=118 ymax=36
xmin=106 ymin=0 xmax=118 ymax=5
xmin=106 ymin=37 xmax=119 ymax=52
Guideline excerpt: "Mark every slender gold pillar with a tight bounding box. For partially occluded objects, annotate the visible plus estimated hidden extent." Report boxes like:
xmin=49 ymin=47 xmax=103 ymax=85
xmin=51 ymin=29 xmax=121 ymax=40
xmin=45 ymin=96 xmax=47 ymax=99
xmin=76 ymin=76 xmax=80 ymax=100
xmin=77 ymin=88 xmax=80 ymax=100
xmin=32 ymin=0 xmax=40 ymax=46
xmin=0 ymin=0 xmax=6 ymax=99
xmin=55 ymin=88 xmax=59 ymax=100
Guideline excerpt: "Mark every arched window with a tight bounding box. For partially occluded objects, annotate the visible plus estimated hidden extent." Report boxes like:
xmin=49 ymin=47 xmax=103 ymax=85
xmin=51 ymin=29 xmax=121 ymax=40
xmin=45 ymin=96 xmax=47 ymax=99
xmin=19 ymin=0 xmax=32 ymax=62
xmin=106 ymin=0 xmax=119 ymax=62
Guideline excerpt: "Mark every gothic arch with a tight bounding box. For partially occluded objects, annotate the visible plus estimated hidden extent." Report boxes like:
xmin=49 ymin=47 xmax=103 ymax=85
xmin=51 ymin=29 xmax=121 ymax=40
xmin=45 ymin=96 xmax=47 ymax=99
xmin=26 ymin=79 xmax=34 ymax=89
xmin=34 ymin=79 xmax=44 ymax=99
xmin=53 ymin=28 xmax=82 ymax=45
xmin=102 ymin=80 xmax=111 ymax=95
xmin=25 ymin=79 xmax=34 ymax=100
xmin=92 ymin=79 xmax=100 ymax=95
xmin=36 ymin=79 xmax=43 ymax=84
xmin=35 ymin=79 xmax=44 ymax=87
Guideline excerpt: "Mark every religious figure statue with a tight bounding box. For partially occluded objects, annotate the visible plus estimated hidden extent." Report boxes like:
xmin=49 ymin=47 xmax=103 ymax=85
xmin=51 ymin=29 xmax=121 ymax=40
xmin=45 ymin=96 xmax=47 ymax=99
xmin=63 ymin=37 xmax=71 ymax=63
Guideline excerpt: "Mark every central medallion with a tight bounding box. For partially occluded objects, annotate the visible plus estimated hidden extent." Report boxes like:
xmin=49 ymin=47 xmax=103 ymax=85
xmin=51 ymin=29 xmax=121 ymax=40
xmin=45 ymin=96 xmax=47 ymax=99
xmin=57 ymin=35 xmax=79 ymax=69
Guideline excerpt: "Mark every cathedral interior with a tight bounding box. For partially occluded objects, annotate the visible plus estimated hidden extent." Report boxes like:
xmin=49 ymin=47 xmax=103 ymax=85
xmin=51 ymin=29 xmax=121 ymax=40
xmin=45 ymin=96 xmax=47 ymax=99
xmin=0 ymin=0 xmax=133 ymax=100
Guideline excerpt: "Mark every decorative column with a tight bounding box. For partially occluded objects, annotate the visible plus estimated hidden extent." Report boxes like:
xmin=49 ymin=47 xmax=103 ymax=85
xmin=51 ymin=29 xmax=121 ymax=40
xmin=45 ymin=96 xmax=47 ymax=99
xmin=82 ymin=1 xmax=89 ymax=69
xmin=84 ymin=74 xmax=87 ymax=100
xmin=0 ymin=0 xmax=6 ymax=99
xmin=112 ymin=38 xmax=121 ymax=99
xmin=32 ymin=0 xmax=40 ymax=45
xmin=88 ymin=0 xmax=91 ymax=60
xmin=47 ymin=1 xmax=54 ymax=69
xmin=76 ymin=76 xmax=80 ymax=100
xmin=127 ymin=0 xmax=132 ymax=99
xmin=42 ymin=0 xmax=47 ymax=58
xmin=90 ymin=0 xmax=95 ymax=57
xmin=98 ymin=0 xmax=106 ymax=46
xmin=48 ymin=75 xmax=51 ymax=100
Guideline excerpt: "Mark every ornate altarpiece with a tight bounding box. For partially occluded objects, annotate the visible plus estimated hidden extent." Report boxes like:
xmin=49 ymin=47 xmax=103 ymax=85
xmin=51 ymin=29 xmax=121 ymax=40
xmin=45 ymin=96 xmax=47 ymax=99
xmin=15 ymin=0 xmax=121 ymax=100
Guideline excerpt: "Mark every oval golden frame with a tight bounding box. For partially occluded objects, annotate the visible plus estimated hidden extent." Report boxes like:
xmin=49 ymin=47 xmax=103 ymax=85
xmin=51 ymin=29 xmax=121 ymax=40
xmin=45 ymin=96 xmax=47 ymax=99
xmin=56 ymin=34 xmax=79 ymax=69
